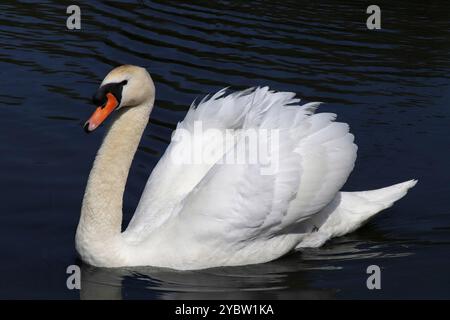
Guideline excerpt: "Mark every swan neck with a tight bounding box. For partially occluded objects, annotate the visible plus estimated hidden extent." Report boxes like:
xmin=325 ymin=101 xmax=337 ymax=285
xmin=76 ymin=100 xmax=152 ymax=266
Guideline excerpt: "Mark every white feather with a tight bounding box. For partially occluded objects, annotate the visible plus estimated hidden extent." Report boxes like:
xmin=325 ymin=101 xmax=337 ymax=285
xmin=120 ymin=87 xmax=416 ymax=269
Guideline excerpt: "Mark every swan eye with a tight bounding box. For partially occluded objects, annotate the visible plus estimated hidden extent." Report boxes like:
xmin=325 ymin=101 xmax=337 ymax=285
xmin=122 ymin=80 xmax=128 ymax=86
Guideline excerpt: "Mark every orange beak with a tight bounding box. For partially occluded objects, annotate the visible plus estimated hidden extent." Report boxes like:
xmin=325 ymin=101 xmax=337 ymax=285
xmin=84 ymin=92 xmax=119 ymax=133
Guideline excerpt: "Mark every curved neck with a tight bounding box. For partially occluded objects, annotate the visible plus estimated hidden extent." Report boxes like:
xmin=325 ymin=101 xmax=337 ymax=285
xmin=76 ymin=101 xmax=153 ymax=266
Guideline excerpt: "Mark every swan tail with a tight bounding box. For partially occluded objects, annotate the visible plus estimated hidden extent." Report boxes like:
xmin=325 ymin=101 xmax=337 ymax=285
xmin=296 ymin=179 xmax=418 ymax=249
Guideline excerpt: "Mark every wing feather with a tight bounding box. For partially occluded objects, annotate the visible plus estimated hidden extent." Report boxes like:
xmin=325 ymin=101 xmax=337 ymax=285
xmin=125 ymin=87 xmax=357 ymax=249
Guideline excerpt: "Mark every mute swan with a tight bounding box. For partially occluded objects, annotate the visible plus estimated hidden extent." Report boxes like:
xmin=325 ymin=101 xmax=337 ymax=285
xmin=76 ymin=65 xmax=417 ymax=270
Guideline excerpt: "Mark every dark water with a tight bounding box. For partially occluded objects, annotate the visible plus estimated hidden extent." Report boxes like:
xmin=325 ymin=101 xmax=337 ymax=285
xmin=0 ymin=0 xmax=449 ymax=299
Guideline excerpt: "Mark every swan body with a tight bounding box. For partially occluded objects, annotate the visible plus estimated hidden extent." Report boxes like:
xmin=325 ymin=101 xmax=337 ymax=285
xmin=76 ymin=65 xmax=417 ymax=270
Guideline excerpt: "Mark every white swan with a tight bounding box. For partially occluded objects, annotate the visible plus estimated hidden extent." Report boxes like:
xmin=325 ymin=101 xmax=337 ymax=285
xmin=76 ymin=65 xmax=417 ymax=270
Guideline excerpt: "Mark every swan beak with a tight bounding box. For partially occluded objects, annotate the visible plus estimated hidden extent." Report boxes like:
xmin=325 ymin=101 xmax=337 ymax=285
xmin=84 ymin=92 xmax=119 ymax=133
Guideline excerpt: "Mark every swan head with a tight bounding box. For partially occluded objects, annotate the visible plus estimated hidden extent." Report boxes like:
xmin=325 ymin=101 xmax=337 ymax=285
xmin=84 ymin=65 xmax=155 ymax=133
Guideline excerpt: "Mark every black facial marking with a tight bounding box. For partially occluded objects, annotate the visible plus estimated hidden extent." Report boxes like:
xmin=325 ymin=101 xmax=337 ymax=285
xmin=92 ymin=80 xmax=127 ymax=108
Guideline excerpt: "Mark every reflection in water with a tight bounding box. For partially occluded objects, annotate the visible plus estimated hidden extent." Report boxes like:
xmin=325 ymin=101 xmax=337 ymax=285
xmin=79 ymin=228 xmax=412 ymax=300
xmin=0 ymin=0 xmax=449 ymax=298
xmin=80 ymin=257 xmax=337 ymax=300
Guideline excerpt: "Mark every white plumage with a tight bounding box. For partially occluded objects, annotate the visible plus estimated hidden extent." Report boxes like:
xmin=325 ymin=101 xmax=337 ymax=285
xmin=76 ymin=65 xmax=417 ymax=270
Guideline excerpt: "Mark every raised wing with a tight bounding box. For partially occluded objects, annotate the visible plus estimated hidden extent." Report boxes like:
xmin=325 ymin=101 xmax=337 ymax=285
xmin=160 ymin=89 xmax=357 ymax=245
xmin=124 ymin=87 xmax=291 ymax=240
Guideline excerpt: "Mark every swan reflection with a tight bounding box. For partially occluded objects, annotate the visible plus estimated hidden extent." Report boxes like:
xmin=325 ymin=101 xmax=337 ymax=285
xmin=80 ymin=252 xmax=337 ymax=300
xmin=79 ymin=229 xmax=412 ymax=300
